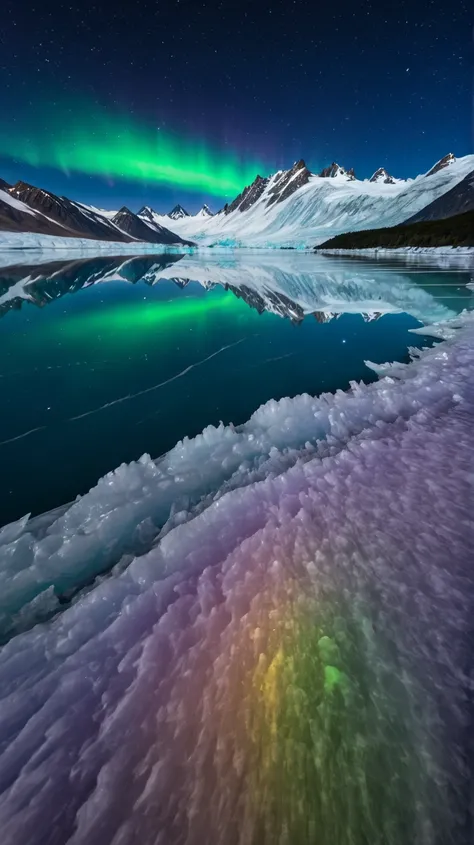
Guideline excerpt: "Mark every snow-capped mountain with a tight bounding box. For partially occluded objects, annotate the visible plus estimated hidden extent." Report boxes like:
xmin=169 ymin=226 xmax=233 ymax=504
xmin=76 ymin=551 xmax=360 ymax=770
xmin=407 ymin=170 xmax=474 ymax=223
xmin=137 ymin=205 xmax=162 ymax=223
xmin=196 ymin=204 xmax=213 ymax=218
xmin=319 ymin=163 xmax=356 ymax=180
xmin=168 ymin=204 xmax=190 ymax=220
xmin=1 ymin=151 xmax=472 ymax=249
xmin=111 ymin=206 xmax=194 ymax=246
xmin=425 ymin=153 xmax=456 ymax=177
xmin=8 ymin=181 xmax=133 ymax=242
xmin=0 ymin=186 xmax=74 ymax=238
xmin=0 ymin=183 xmax=192 ymax=246
xmin=149 ymin=154 xmax=474 ymax=247
xmin=369 ymin=168 xmax=403 ymax=185
xmin=137 ymin=203 xmax=212 ymax=228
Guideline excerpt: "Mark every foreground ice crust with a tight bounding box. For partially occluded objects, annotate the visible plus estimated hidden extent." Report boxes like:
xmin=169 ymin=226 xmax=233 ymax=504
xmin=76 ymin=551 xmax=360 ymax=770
xmin=0 ymin=313 xmax=472 ymax=843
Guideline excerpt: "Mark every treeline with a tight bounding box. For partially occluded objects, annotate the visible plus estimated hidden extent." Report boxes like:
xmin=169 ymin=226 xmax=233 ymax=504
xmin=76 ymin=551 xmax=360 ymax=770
xmin=316 ymin=210 xmax=474 ymax=250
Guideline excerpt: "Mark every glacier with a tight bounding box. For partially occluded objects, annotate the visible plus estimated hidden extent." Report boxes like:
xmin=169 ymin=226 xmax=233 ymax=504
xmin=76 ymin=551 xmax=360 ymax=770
xmin=147 ymin=154 xmax=474 ymax=248
xmin=0 ymin=309 xmax=472 ymax=843
xmin=0 ymin=231 xmax=195 ymax=252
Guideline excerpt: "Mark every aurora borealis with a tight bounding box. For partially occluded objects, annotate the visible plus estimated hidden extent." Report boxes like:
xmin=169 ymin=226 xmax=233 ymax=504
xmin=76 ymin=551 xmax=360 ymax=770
xmin=0 ymin=107 xmax=266 ymax=197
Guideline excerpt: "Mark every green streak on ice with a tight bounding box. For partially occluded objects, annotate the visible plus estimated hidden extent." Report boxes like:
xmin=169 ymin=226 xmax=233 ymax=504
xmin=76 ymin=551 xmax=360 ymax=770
xmin=54 ymin=290 xmax=271 ymax=352
xmin=63 ymin=292 xmax=243 ymax=337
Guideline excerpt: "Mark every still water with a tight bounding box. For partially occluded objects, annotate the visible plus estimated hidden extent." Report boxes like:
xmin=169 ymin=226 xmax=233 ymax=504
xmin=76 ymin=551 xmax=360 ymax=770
xmin=0 ymin=250 xmax=472 ymax=523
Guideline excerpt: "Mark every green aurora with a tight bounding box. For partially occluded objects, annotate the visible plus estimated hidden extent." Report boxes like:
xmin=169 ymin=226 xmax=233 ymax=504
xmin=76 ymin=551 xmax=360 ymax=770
xmin=0 ymin=106 xmax=267 ymax=196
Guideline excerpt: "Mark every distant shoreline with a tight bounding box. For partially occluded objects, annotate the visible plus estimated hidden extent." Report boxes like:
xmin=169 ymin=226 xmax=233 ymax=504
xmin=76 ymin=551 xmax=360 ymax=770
xmin=314 ymin=210 xmax=474 ymax=251
xmin=317 ymin=246 xmax=474 ymax=256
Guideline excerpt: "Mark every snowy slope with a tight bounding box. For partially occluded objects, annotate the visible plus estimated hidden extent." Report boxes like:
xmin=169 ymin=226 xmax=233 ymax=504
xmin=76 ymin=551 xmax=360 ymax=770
xmin=0 ymin=188 xmax=37 ymax=215
xmin=150 ymin=155 xmax=474 ymax=248
xmin=76 ymin=202 xmax=119 ymax=220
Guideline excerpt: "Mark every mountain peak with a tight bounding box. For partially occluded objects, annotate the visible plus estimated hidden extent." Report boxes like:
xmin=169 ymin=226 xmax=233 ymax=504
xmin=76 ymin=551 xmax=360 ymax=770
xmin=370 ymin=167 xmax=398 ymax=185
xmin=196 ymin=204 xmax=213 ymax=218
xmin=168 ymin=204 xmax=189 ymax=220
xmin=319 ymin=163 xmax=356 ymax=180
xmin=9 ymin=180 xmax=55 ymax=202
xmin=225 ymin=174 xmax=270 ymax=215
xmin=266 ymin=159 xmax=311 ymax=206
xmin=426 ymin=153 xmax=456 ymax=177
xmin=111 ymin=206 xmax=194 ymax=245
xmin=138 ymin=205 xmax=160 ymax=221
xmin=9 ymin=180 xmax=34 ymax=193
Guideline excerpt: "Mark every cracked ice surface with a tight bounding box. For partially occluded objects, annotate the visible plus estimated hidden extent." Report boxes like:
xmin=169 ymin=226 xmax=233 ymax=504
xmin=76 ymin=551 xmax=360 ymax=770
xmin=0 ymin=313 xmax=473 ymax=639
xmin=0 ymin=314 xmax=472 ymax=844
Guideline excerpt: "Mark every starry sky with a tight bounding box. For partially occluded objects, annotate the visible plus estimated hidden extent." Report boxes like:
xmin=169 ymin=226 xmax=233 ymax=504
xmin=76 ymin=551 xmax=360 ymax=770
xmin=0 ymin=0 xmax=471 ymax=212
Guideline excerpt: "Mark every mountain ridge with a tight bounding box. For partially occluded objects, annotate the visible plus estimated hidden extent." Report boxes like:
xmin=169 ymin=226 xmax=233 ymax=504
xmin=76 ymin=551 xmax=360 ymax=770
xmin=1 ymin=152 xmax=472 ymax=249
xmin=0 ymin=184 xmax=192 ymax=246
xmin=146 ymin=152 xmax=474 ymax=247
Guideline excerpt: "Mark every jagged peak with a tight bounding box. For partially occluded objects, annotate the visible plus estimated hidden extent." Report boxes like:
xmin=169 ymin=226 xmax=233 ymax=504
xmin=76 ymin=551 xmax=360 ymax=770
xmin=319 ymin=163 xmax=356 ymax=180
xmin=370 ymin=167 xmax=398 ymax=185
xmin=196 ymin=203 xmax=213 ymax=217
xmin=9 ymin=180 xmax=60 ymax=199
xmin=168 ymin=204 xmax=190 ymax=219
xmin=9 ymin=180 xmax=34 ymax=192
xmin=138 ymin=205 xmax=156 ymax=216
xmin=425 ymin=153 xmax=456 ymax=177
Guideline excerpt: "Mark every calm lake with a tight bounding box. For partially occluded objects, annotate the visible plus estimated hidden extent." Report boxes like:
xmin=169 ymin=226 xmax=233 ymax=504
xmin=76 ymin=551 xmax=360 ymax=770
xmin=0 ymin=249 xmax=472 ymax=524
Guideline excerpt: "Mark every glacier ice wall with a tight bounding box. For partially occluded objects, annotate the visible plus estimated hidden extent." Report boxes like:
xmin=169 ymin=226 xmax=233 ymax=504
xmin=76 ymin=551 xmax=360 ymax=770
xmin=0 ymin=313 xmax=472 ymax=844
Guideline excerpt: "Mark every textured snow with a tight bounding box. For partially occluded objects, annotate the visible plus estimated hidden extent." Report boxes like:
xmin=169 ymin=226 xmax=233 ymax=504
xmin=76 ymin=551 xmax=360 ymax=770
xmin=75 ymin=202 xmax=119 ymax=220
xmin=0 ymin=310 xmax=472 ymax=843
xmin=151 ymin=154 xmax=474 ymax=247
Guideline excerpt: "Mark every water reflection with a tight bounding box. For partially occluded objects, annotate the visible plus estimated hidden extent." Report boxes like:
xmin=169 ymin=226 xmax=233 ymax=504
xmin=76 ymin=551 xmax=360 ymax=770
xmin=0 ymin=250 xmax=472 ymax=525
xmin=0 ymin=251 xmax=473 ymax=324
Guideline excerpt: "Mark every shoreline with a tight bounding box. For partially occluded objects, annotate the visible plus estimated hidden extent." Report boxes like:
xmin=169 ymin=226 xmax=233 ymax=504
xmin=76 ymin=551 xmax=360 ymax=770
xmin=317 ymin=245 xmax=474 ymax=257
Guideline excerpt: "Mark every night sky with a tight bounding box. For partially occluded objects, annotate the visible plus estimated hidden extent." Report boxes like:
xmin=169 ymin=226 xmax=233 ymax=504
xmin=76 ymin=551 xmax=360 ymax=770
xmin=0 ymin=0 xmax=471 ymax=212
